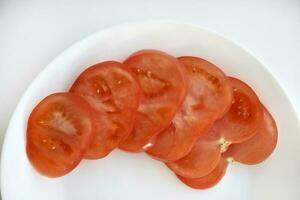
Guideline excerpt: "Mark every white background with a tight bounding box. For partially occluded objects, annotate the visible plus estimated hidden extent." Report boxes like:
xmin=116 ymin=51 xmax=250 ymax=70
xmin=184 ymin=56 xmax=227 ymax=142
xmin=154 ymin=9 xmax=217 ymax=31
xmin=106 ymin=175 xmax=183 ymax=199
xmin=0 ymin=0 xmax=299 ymax=151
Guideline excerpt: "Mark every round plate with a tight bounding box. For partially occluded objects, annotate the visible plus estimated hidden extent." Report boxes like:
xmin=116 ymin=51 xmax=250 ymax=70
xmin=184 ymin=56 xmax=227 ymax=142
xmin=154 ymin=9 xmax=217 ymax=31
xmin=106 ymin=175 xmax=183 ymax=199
xmin=1 ymin=21 xmax=300 ymax=200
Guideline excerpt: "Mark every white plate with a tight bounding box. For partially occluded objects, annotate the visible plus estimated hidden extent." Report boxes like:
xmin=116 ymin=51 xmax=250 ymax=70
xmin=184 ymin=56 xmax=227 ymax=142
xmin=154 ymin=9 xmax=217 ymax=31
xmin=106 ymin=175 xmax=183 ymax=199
xmin=1 ymin=21 xmax=300 ymax=200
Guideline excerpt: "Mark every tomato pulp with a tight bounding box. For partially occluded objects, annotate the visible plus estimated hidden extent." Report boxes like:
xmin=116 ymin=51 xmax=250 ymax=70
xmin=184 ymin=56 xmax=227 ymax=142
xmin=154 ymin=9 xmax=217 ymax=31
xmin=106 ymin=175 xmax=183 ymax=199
xmin=147 ymin=56 xmax=232 ymax=161
xmin=70 ymin=61 xmax=140 ymax=159
xmin=26 ymin=93 xmax=95 ymax=177
xmin=167 ymin=77 xmax=263 ymax=178
xmin=119 ymin=50 xmax=187 ymax=152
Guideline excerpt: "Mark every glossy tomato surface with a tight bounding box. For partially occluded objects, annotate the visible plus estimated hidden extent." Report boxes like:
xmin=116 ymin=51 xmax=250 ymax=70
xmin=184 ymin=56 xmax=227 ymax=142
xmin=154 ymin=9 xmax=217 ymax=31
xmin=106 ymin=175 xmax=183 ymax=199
xmin=119 ymin=50 xmax=187 ymax=152
xmin=177 ymin=158 xmax=229 ymax=189
xmin=147 ymin=56 xmax=232 ymax=161
xmin=225 ymin=106 xmax=278 ymax=164
xmin=167 ymin=77 xmax=264 ymax=178
xmin=26 ymin=93 xmax=95 ymax=177
xmin=70 ymin=61 xmax=140 ymax=159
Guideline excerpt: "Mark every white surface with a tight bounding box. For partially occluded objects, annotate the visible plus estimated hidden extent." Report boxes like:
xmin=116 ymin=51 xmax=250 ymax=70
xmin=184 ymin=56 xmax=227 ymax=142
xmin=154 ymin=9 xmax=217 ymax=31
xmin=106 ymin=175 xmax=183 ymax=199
xmin=1 ymin=22 xmax=300 ymax=200
xmin=0 ymin=0 xmax=300 ymax=151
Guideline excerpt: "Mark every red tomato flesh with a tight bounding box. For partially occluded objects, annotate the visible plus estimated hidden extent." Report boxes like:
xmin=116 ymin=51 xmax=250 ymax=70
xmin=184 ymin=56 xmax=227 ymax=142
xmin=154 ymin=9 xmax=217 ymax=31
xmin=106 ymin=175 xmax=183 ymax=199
xmin=224 ymin=105 xmax=278 ymax=164
xmin=70 ymin=61 xmax=140 ymax=159
xmin=167 ymin=77 xmax=263 ymax=178
xmin=147 ymin=56 xmax=232 ymax=161
xmin=216 ymin=77 xmax=263 ymax=144
xmin=177 ymin=157 xmax=229 ymax=189
xmin=166 ymin=126 xmax=221 ymax=178
xmin=26 ymin=93 xmax=95 ymax=177
xmin=119 ymin=50 xmax=187 ymax=152
xmin=175 ymin=105 xmax=277 ymax=189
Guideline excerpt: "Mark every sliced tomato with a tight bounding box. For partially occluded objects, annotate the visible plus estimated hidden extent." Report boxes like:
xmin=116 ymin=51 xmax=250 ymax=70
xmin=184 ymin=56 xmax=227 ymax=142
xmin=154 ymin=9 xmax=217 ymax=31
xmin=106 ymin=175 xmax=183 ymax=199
xmin=166 ymin=77 xmax=263 ymax=178
xmin=178 ymin=106 xmax=277 ymax=189
xmin=216 ymin=77 xmax=263 ymax=144
xmin=70 ymin=61 xmax=140 ymax=159
xmin=26 ymin=93 xmax=95 ymax=177
xmin=166 ymin=126 xmax=221 ymax=178
xmin=119 ymin=50 xmax=187 ymax=152
xmin=177 ymin=157 xmax=229 ymax=189
xmin=147 ymin=56 xmax=232 ymax=161
xmin=224 ymin=106 xmax=278 ymax=164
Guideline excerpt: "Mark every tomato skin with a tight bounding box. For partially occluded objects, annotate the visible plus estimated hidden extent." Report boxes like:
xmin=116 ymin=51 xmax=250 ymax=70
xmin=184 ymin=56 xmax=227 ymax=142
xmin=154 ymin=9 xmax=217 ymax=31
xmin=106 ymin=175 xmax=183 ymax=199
xmin=177 ymin=158 xmax=228 ymax=189
xmin=119 ymin=50 xmax=187 ymax=152
xmin=70 ymin=61 xmax=140 ymax=159
xmin=224 ymin=106 xmax=278 ymax=165
xmin=26 ymin=93 xmax=95 ymax=177
xmin=147 ymin=56 xmax=232 ymax=161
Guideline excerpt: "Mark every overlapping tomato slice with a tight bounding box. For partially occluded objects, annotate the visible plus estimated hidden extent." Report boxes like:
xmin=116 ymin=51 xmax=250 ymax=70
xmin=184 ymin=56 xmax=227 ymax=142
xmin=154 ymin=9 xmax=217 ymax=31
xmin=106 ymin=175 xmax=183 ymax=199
xmin=26 ymin=50 xmax=278 ymax=185
xmin=177 ymin=157 xmax=229 ymax=189
xmin=176 ymin=106 xmax=277 ymax=189
xmin=166 ymin=126 xmax=222 ymax=178
xmin=70 ymin=61 xmax=140 ymax=159
xmin=224 ymin=106 xmax=278 ymax=164
xmin=119 ymin=50 xmax=187 ymax=152
xmin=147 ymin=56 xmax=232 ymax=161
xmin=26 ymin=93 xmax=95 ymax=177
xmin=167 ymin=77 xmax=263 ymax=178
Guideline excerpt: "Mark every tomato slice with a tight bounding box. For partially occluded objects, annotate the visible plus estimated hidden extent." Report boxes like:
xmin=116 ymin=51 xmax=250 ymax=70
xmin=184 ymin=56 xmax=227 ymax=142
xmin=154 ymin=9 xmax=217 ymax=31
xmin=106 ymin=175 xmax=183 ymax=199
xmin=224 ymin=106 xmax=278 ymax=164
xmin=166 ymin=127 xmax=221 ymax=178
xmin=119 ymin=50 xmax=187 ymax=152
xmin=70 ymin=61 xmax=140 ymax=159
xmin=166 ymin=77 xmax=263 ymax=178
xmin=26 ymin=93 xmax=95 ymax=177
xmin=177 ymin=157 xmax=229 ymax=189
xmin=147 ymin=56 xmax=232 ymax=161
xmin=174 ymin=106 xmax=276 ymax=189
xmin=216 ymin=77 xmax=263 ymax=144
